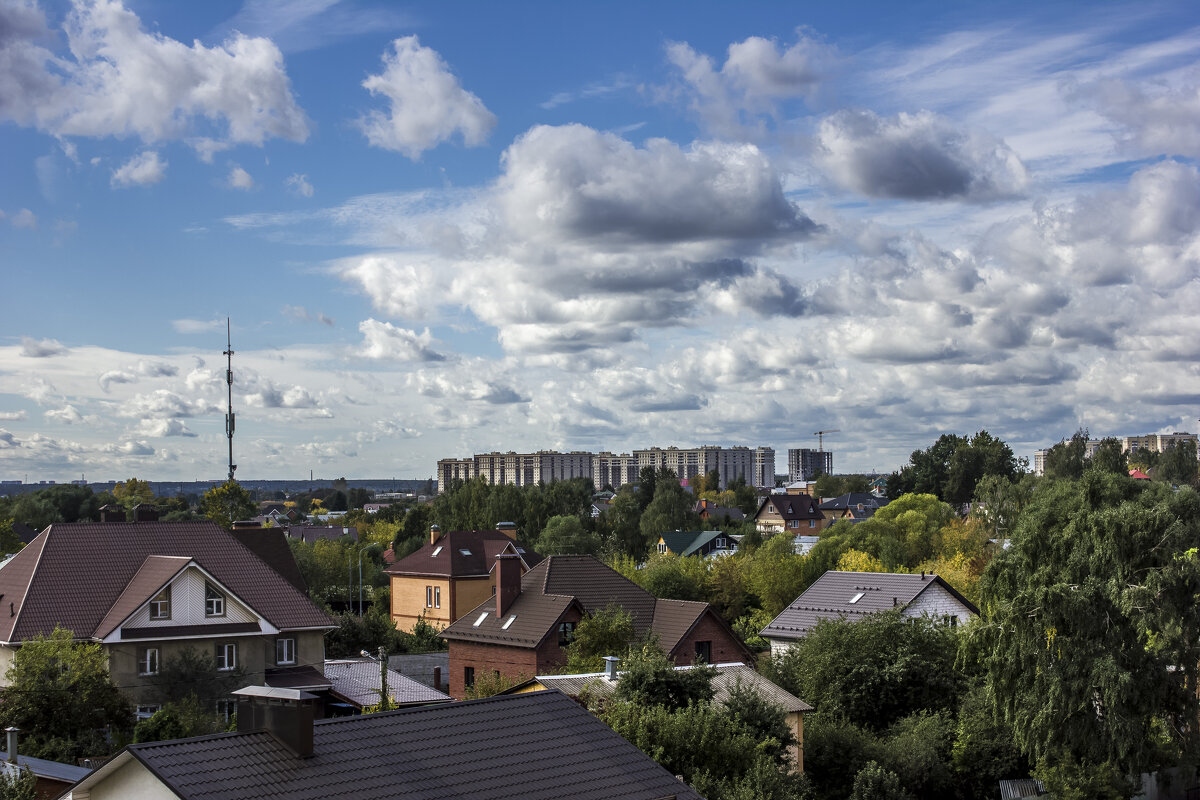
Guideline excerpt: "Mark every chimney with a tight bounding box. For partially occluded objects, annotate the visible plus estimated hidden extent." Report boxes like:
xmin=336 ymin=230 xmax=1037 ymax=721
xmin=496 ymin=521 xmax=517 ymax=541
xmin=99 ymin=504 xmax=125 ymax=522
xmin=893 ymin=597 xmax=898 ymax=607
xmin=231 ymin=518 xmax=262 ymax=530
xmin=603 ymin=655 xmax=620 ymax=681
xmin=5 ymin=727 xmax=17 ymax=763
xmin=234 ymin=686 xmax=318 ymax=758
xmin=133 ymin=504 xmax=159 ymax=522
xmin=495 ymin=553 xmax=521 ymax=617
xmin=429 ymin=524 xmax=440 ymax=545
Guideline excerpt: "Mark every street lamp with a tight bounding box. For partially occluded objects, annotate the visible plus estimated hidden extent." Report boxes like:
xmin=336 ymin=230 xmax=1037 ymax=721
xmin=357 ymin=544 xmax=379 ymax=617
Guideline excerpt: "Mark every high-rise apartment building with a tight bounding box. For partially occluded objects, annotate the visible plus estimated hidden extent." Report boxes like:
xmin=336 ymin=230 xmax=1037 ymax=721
xmin=754 ymin=446 xmax=776 ymax=488
xmin=1123 ymin=432 xmax=1198 ymax=455
xmin=593 ymin=452 xmax=639 ymax=491
xmin=787 ymin=448 xmax=832 ymax=482
xmin=436 ymin=458 xmax=476 ymax=494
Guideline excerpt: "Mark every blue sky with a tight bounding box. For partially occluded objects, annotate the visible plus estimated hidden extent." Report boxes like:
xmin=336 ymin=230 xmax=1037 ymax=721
xmin=2 ymin=0 xmax=1198 ymax=482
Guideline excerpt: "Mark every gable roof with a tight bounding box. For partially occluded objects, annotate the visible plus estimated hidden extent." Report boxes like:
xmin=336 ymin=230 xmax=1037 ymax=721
xmin=509 ymin=662 xmax=813 ymax=714
xmin=657 ymin=530 xmax=730 ymax=557
xmin=92 ymin=555 xmax=190 ymax=638
xmin=818 ymin=492 xmax=887 ymax=512
xmin=72 ymin=689 xmax=703 ymax=800
xmin=0 ymin=521 xmax=332 ymax=643
xmin=386 ymin=530 xmax=541 ymax=579
xmin=754 ymin=495 xmax=823 ymax=522
xmin=761 ymin=570 xmax=978 ymax=642
xmin=442 ymin=556 xmax=753 ymax=661
xmin=231 ymin=529 xmax=308 ymax=595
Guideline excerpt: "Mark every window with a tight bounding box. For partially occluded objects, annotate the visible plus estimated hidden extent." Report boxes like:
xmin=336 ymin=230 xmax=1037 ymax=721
xmin=135 ymin=704 xmax=161 ymax=721
xmin=138 ymin=647 xmax=160 ymax=676
xmin=694 ymin=640 xmax=712 ymax=663
xmin=473 ymin=611 xmax=489 ymax=627
xmin=434 ymin=586 xmax=441 ymax=609
xmin=789 ymin=519 xmax=799 ymax=528
xmin=149 ymin=587 xmax=171 ymax=620
xmin=459 ymin=549 xmax=472 ymax=556
xmin=431 ymin=546 xmax=443 ymax=557
xmin=657 ymin=542 xmax=668 ymax=554
xmin=215 ymin=642 xmax=237 ymax=671
xmin=716 ymin=537 xmax=726 ymax=549
xmin=425 ymin=586 xmax=433 ymax=608
xmin=501 ymin=614 xmax=517 ymax=630
xmin=809 ymin=519 xmax=817 ymax=529
xmin=849 ymin=592 xmax=865 ymax=604
xmin=943 ymin=615 xmax=959 ymax=628
xmin=464 ymin=666 xmax=475 ymax=689
xmin=558 ymin=621 xmax=576 ymax=648
xmin=276 ymin=637 xmax=296 ymax=665
xmin=205 ymin=584 xmax=225 ymax=617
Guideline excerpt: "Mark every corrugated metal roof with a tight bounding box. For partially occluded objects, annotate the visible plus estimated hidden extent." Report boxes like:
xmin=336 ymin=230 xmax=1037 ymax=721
xmin=324 ymin=659 xmax=452 ymax=707
xmin=104 ymin=690 xmax=703 ymax=800
xmin=0 ymin=521 xmax=332 ymax=643
xmin=385 ymin=530 xmax=542 ymax=579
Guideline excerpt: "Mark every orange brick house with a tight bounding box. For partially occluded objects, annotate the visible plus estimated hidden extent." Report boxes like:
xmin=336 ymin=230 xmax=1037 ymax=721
xmin=440 ymin=555 xmax=754 ymax=698
xmin=385 ymin=524 xmax=541 ymax=633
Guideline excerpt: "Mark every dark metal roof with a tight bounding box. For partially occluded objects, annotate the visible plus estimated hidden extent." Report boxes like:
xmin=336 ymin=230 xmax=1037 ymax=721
xmin=0 ymin=521 xmax=332 ymax=643
xmin=91 ymin=690 xmax=702 ymax=800
xmin=657 ymin=530 xmax=728 ymax=557
xmin=818 ymin=492 xmax=887 ymax=511
xmin=754 ymin=495 xmax=823 ymax=522
xmin=761 ymin=570 xmax=978 ymax=641
xmin=265 ymin=666 xmax=334 ymax=691
xmin=385 ymin=530 xmax=542 ymax=579
xmin=232 ymin=529 xmax=308 ymax=595
xmin=324 ymin=659 xmax=452 ymax=707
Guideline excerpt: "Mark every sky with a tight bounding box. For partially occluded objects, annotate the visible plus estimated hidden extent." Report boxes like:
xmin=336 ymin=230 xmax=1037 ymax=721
xmin=1 ymin=0 xmax=1199 ymax=483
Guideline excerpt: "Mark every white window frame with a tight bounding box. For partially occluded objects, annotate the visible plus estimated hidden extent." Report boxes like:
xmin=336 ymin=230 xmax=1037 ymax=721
xmin=149 ymin=587 xmax=171 ymax=620
xmin=205 ymin=584 xmax=225 ymax=617
xmin=426 ymin=586 xmax=433 ymax=608
xmin=135 ymin=704 xmax=161 ymax=721
xmin=276 ymin=637 xmax=296 ymax=666
xmin=216 ymin=642 xmax=237 ymax=671
xmin=434 ymin=586 xmax=441 ymax=609
xmin=215 ymin=699 xmax=236 ymax=723
xmin=138 ymin=647 xmax=160 ymax=676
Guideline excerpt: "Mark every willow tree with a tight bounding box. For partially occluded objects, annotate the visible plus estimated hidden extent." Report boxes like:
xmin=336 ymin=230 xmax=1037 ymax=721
xmin=973 ymin=471 xmax=1200 ymax=797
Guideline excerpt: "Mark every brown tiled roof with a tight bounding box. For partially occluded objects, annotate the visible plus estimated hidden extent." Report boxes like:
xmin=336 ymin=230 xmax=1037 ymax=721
xmin=440 ymin=593 xmax=580 ymax=647
xmin=232 ymin=529 xmax=308 ymax=595
xmin=78 ymin=690 xmax=703 ymax=800
xmin=649 ymin=598 xmax=708 ymax=655
xmin=385 ymin=530 xmax=541 ymax=579
xmin=761 ymin=570 xmax=979 ymax=641
xmin=92 ymin=555 xmax=190 ymax=638
xmin=0 ymin=521 xmax=333 ymax=643
xmin=754 ymin=495 xmax=823 ymax=522
xmin=529 ymin=555 xmax=657 ymax=635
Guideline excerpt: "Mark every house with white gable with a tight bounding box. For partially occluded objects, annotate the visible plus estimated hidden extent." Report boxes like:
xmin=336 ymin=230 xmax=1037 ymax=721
xmin=760 ymin=570 xmax=977 ymax=656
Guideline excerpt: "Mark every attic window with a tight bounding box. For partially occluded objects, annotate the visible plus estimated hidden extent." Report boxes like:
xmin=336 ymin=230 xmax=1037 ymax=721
xmin=849 ymin=592 xmax=865 ymax=604
xmin=473 ymin=611 xmax=489 ymax=627
xmin=501 ymin=614 xmax=517 ymax=630
xmin=515 ymin=547 xmax=525 ymax=554
xmin=431 ymin=546 xmax=443 ymax=557
xmin=459 ymin=549 xmax=472 ymax=556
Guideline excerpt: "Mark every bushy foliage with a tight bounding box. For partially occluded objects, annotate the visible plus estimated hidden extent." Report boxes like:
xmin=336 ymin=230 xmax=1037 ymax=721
xmin=324 ymin=607 xmax=446 ymax=659
xmin=614 ymin=644 xmax=716 ymax=710
xmin=201 ymin=480 xmax=257 ymax=528
xmin=0 ymin=767 xmax=37 ymax=800
xmin=463 ymin=670 xmax=526 ymax=699
xmin=133 ymin=695 xmax=230 ymax=743
xmin=563 ymin=605 xmax=637 ymax=672
xmin=722 ymin=678 xmax=796 ymax=763
xmin=849 ymin=761 xmax=914 ymax=800
xmin=146 ymin=647 xmax=245 ymax=707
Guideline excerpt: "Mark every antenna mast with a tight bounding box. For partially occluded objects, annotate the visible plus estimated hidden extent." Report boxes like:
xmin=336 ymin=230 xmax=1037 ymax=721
xmin=224 ymin=318 xmax=236 ymax=483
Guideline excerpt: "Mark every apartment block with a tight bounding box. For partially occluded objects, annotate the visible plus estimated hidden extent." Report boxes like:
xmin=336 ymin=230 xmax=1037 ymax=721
xmin=593 ymin=452 xmax=639 ymax=491
xmin=1123 ymin=432 xmax=1198 ymax=455
xmin=436 ymin=458 xmax=477 ymax=494
xmin=787 ymin=448 xmax=833 ymax=482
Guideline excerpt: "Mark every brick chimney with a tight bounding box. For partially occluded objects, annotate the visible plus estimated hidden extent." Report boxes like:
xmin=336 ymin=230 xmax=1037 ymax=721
xmin=133 ymin=504 xmax=159 ymax=522
xmin=234 ymin=686 xmax=319 ymax=758
xmin=99 ymin=505 xmax=125 ymax=522
xmin=495 ymin=521 xmax=517 ymax=541
xmin=495 ymin=553 xmax=522 ymax=618
xmin=429 ymin=524 xmax=440 ymax=545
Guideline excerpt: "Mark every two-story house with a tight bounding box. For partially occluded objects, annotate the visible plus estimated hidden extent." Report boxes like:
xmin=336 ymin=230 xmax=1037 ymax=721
xmin=654 ymin=530 xmax=738 ymax=558
xmin=385 ymin=524 xmax=541 ymax=633
xmin=752 ymin=494 xmax=823 ymax=535
xmin=440 ymin=554 xmax=754 ymax=698
xmin=818 ymin=492 xmax=889 ymax=529
xmin=0 ymin=517 xmax=334 ymax=718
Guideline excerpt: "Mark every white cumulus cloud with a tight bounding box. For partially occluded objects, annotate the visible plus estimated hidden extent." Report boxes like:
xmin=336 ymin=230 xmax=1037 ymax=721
xmin=358 ymin=319 xmax=446 ymax=362
xmin=111 ymin=150 xmax=166 ymax=187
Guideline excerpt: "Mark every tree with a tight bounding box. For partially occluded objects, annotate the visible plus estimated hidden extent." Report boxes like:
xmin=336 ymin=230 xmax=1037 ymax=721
xmin=721 ymin=678 xmax=796 ymax=763
xmin=1042 ymin=428 xmax=1089 ymax=481
xmin=1090 ymin=437 xmax=1128 ymax=475
xmin=0 ymin=627 xmax=131 ymax=761
xmin=639 ymin=471 xmax=700 ymax=550
xmin=888 ymin=434 xmax=966 ymax=501
xmin=0 ymin=767 xmax=36 ymax=800
xmin=113 ymin=477 xmax=155 ymax=513
xmin=849 ymin=762 xmax=914 ymax=800
xmin=615 ymin=644 xmax=716 ymax=710
xmin=565 ymin=605 xmax=638 ymax=672
xmin=537 ymin=515 xmax=601 ymax=556
xmin=133 ymin=695 xmax=228 ymax=743
xmin=767 ymin=611 xmax=966 ymax=732
xmin=638 ymin=554 xmax=707 ymax=602
xmin=146 ymin=647 xmax=245 ymax=707
xmin=201 ymin=480 xmax=257 ymax=529
xmin=1159 ymin=439 xmax=1198 ymax=486
xmin=974 ymin=473 xmax=1200 ymax=797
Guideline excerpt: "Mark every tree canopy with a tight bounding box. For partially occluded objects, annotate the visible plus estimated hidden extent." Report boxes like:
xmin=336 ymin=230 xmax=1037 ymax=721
xmin=888 ymin=431 xmax=1022 ymax=505
xmin=201 ymin=480 xmax=257 ymax=528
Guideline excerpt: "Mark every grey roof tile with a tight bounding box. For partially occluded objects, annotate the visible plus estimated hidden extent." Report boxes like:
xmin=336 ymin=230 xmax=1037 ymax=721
xmin=385 ymin=530 xmax=541 ymax=579
xmin=324 ymin=659 xmax=452 ymax=707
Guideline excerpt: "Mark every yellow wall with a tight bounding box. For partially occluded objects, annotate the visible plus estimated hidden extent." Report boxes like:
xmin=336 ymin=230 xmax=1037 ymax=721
xmin=391 ymin=576 xmax=452 ymax=633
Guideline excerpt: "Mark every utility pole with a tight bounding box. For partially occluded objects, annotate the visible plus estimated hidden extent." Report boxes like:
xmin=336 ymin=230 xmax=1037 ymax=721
xmin=378 ymin=646 xmax=390 ymax=711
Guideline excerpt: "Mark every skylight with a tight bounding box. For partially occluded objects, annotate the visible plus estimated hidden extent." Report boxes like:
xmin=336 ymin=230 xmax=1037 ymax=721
xmin=473 ymin=611 xmax=489 ymax=627
xmin=501 ymin=614 xmax=517 ymax=630
xmin=849 ymin=592 xmax=865 ymax=604
xmin=459 ymin=549 xmax=471 ymax=556
xmin=431 ymin=546 xmax=443 ymax=556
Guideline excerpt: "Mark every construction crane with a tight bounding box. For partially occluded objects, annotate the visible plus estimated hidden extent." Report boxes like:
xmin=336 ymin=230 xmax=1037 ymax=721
xmin=813 ymin=429 xmax=840 ymax=452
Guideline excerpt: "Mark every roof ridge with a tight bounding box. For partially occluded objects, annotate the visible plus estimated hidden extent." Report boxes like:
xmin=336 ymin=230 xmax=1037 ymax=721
xmin=9 ymin=527 xmax=50 ymax=641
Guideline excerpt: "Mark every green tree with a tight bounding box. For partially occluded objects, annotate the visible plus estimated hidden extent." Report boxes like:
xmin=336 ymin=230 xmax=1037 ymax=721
xmin=615 ymin=644 xmax=716 ymax=710
xmin=722 ymin=678 xmax=796 ymax=764
xmin=849 ymin=761 xmax=914 ymax=800
xmin=727 ymin=475 xmax=760 ymax=516
xmin=463 ymin=670 xmax=526 ymax=699
xmin=112 ymin=477 xmax=155 ymax=513
xmin=951 ymin=684 xmax=1027 ymax=800
xmin=767 ymin=611 xmax=965 ymax=732
xmin=1042 ymin=428 xmax=1089 ymax=481
xmin=0 ymin=627 xmax=131 ymax=761
xmin=970 ymin=473 xmax=1037 ymax=541
xmin=888 ymin=434 xmax=966 ymax=501
xmin=974 ymin=473 xmax=1200 ymax=797
xmin=638 ymin=553 xmax=707 ymax=602
xmin=564 ymin=605 xmax=637 ymax=672
xmin=1159 ymin=439 xmax=1198 ymax=486
xmin=639 ymin=470 xmax=699 ymax=546
xmin=537 ymin=514 xmax=601 ymax=556
xmin=147 ymin=647 xmax=245 ymax=707
xmin=0 ymin=767 xmax=36 ymax=800
xmin=201 ymin=480 xmax=257 ymax=529
xmin=133 ymin=695 xmax=228 ymax=743
xmin=599 ymin=491 xmax=644 ymax=558
xmin=1090 ymin=437 xmax=1128 ymax=475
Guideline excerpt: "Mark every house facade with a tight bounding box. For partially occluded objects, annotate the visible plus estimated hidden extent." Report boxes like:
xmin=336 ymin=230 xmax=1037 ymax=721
xmin=385 ymin=525 xmax=541 ymax=633
xmin=752 ymin=494 xmax=823 ymax=534
xmin=0 ymin=519 xmax=334 ymax=716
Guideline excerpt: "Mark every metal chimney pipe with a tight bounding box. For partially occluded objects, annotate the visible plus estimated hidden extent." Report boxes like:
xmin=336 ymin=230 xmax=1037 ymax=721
xmin=603 ymin=655 xmax=620 ymax=681
xmin=5 ymin=727 xmax=17 ymax=763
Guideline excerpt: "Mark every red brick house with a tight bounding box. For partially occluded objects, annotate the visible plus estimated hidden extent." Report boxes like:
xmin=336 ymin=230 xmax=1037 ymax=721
xmin=440 ymin=555 xmax=753 ymax=698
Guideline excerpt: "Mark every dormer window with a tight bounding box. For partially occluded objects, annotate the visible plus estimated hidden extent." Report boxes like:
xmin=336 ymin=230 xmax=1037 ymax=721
xmin=149 ymin=587 xmax=171 ymax=620
xmin=205 ymin=584 xmax=225 ymax=617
